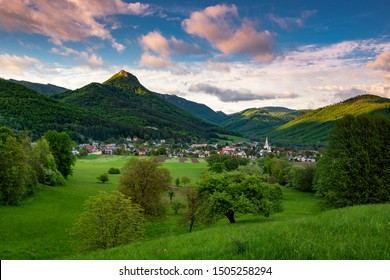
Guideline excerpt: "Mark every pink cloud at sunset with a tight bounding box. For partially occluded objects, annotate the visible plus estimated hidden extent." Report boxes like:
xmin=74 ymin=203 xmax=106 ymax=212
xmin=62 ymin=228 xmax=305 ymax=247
xmin=182 ymin=4 xmax=274 ymax=62
xmin=367 ymin=52 xmax=390 ymax=72
xmin=138 ymin=30 xmax=205 ymax=67
xmin=0 ymin=0 xmax=150 ymax=52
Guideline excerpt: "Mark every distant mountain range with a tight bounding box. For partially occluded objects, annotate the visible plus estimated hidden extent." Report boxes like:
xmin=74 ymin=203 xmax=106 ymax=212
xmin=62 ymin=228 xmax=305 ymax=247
xmin=9 ymin=79 xmax=68 ymax=95
xmin=1 ymin=73 xmax=389 ymax=147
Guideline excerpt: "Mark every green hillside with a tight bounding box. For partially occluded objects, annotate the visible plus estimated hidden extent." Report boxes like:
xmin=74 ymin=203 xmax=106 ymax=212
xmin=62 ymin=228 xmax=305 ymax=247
xmin=0 ymin=79 xmax=120 ymax=140
xmin=9 ymin=79 xmax=68 ymax=95
xmin=156 ymin=93 xmax=228 ymax=125
xmin=56 ymin=70 xmax=234 ymax=141
xmin=105 ymin=70 xmax=229 ymax=125
xmin=222 ymin=107 xmax=307 ymax=141
xmin=269 ymin=94 xmax=390 ymax=148
xmin=79 ymin=203 xmax=389 ymax=260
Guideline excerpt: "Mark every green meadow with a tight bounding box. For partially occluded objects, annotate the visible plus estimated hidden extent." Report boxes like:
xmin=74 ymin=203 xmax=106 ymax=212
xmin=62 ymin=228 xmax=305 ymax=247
xmin=0 ymin=155 xmax=389 ymax=260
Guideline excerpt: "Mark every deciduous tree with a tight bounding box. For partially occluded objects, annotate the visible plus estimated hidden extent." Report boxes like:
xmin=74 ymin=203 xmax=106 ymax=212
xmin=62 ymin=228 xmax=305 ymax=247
xmin=31 ymin=138 xmax=65 ymax=186
xmin=314 ymin=115 xmax=390 ymax=208
xmin=196 ymin=171 xmax=283 ymax=224
xmin=43 ymin=130 xmax=76 ymax=179
xmin=0 ymin=133 xmax=29 ymax=205
xmin=119 ymin=158 xmax=171 ymax=218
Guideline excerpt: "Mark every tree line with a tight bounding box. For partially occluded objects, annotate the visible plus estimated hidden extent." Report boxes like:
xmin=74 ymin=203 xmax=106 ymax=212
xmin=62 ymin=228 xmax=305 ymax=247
xmin=0 ymin=127 xmax=75 ymax=205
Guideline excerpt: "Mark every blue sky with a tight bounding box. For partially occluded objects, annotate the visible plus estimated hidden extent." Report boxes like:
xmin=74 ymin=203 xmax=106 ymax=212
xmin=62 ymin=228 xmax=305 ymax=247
xmin=0 ymin=0 xmax=389 ymax=113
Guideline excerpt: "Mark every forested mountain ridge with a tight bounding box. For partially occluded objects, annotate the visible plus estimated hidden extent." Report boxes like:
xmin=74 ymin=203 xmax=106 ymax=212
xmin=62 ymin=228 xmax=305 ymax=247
xmin=8 ymin=79 xmax=68 ymax=95
xmin=0 ymin=79 xmax=124 ymax=140
xmin=104 ymin=70 xmax=229 ymax=125
xmin=55 ymin=70 xmax=236 ymax=141
xmin=155 ymin=93 xmax=228 ymax=125
xmin=268 ymin=94 xmax=390 ymax=148
xmin=221 ymin=107 xmax=308 ymax=141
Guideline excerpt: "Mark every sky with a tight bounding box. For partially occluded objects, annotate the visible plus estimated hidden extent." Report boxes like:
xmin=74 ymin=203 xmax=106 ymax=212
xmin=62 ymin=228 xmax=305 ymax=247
xmin=0 ymin=0 xmax=389 ymax=113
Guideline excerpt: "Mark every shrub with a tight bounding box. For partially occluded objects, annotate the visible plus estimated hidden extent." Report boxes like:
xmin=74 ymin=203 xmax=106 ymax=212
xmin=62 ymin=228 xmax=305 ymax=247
xmin=69 ymin=191 xmax=144 ymax=252
xmin=108 ymin=167 xmax=120 ymax=174
xmin=97 ymin=173 xmax=109 ymax=183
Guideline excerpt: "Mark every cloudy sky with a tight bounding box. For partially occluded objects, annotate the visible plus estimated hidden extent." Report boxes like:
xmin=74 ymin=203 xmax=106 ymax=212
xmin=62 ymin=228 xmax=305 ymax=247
xmin=0 ymin=0 xmax=389 ymax=113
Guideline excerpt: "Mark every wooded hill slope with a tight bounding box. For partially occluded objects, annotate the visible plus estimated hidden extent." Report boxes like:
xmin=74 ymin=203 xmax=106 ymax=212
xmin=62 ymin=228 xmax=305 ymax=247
xmin=268 ymin=94 xmax=390 ymax=148
xmin=54 ymin=70 xmax=235 ymax=141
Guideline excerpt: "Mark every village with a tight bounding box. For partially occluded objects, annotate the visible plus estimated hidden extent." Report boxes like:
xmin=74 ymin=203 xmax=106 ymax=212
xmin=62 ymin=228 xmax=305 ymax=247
xmin=73 ymin=137 xmax=319 ymax=163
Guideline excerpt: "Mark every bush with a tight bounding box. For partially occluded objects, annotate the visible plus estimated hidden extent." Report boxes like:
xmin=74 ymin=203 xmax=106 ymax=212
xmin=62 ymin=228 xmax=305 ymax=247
xmin=69 ymin=191 xmax=144 ymax=252
xmin=97 ymin=173 xmax=109 ymax=183
xmin=108 ymin=167 xmax=120 ymax=174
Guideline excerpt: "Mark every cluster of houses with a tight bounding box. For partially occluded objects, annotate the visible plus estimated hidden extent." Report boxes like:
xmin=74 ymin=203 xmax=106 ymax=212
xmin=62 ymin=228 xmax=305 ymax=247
xmin=73 ymin=137 xmax=318 ymax=162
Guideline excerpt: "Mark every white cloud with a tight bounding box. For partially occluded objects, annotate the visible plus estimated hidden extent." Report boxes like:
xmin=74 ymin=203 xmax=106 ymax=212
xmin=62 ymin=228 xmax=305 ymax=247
xmin=0 ymin=54 xmax=40 ymax=75
xmin=188 ymin=83 xmax=299 ymax=102
xmin=51 ymin=45 xmax=103 ymax=68
xmin=0 ymin=53 xmax=114 ymax=88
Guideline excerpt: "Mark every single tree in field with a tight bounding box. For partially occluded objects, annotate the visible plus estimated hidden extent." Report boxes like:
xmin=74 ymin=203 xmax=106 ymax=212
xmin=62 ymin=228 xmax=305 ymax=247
xmin=69 ymin=191 xmax=144 ymax=252
xmin=314 ymin=114 xmax=390 ymax=209
xmin=119 ymin=158 xmax=171 ymax=218
xmin=196 ymin=171 xmax=283 ymax=224
xmin=43 ymin=130 xmax=76 ymax=179
xmin=180 ymin=187 xmax=202 ymax=232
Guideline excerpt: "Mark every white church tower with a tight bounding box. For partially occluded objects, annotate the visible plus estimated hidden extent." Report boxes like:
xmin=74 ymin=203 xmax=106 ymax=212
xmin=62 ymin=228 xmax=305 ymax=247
xmin=264 ymin=137 xmax=271 ymax=152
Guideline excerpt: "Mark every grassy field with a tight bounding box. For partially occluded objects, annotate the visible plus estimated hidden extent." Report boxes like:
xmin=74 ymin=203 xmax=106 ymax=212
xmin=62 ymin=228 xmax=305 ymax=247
xmin=0 ymin=155 xmax=207 ymax=259
xmin=0 ymin=155 xmax=388 ymax=260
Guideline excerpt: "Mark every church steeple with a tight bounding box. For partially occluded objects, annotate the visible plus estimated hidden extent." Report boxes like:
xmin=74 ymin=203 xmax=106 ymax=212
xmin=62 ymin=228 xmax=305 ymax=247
xmin=264 ymin=137 xmax=271 ymax=152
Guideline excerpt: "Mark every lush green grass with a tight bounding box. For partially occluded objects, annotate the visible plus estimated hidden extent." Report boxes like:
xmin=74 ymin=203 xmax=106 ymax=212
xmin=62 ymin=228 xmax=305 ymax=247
xmin=162 ymin=158 xmax=207 ymax=185
xmin=78 ymin=203 xmax=390 ymax=260
xmin=0 ymin=155 xmax=123 ymax=259
xmin=1 ymin=155 xmax=387 ymax=260
xmin=0 ymin=155 xmax=207 ymax=259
